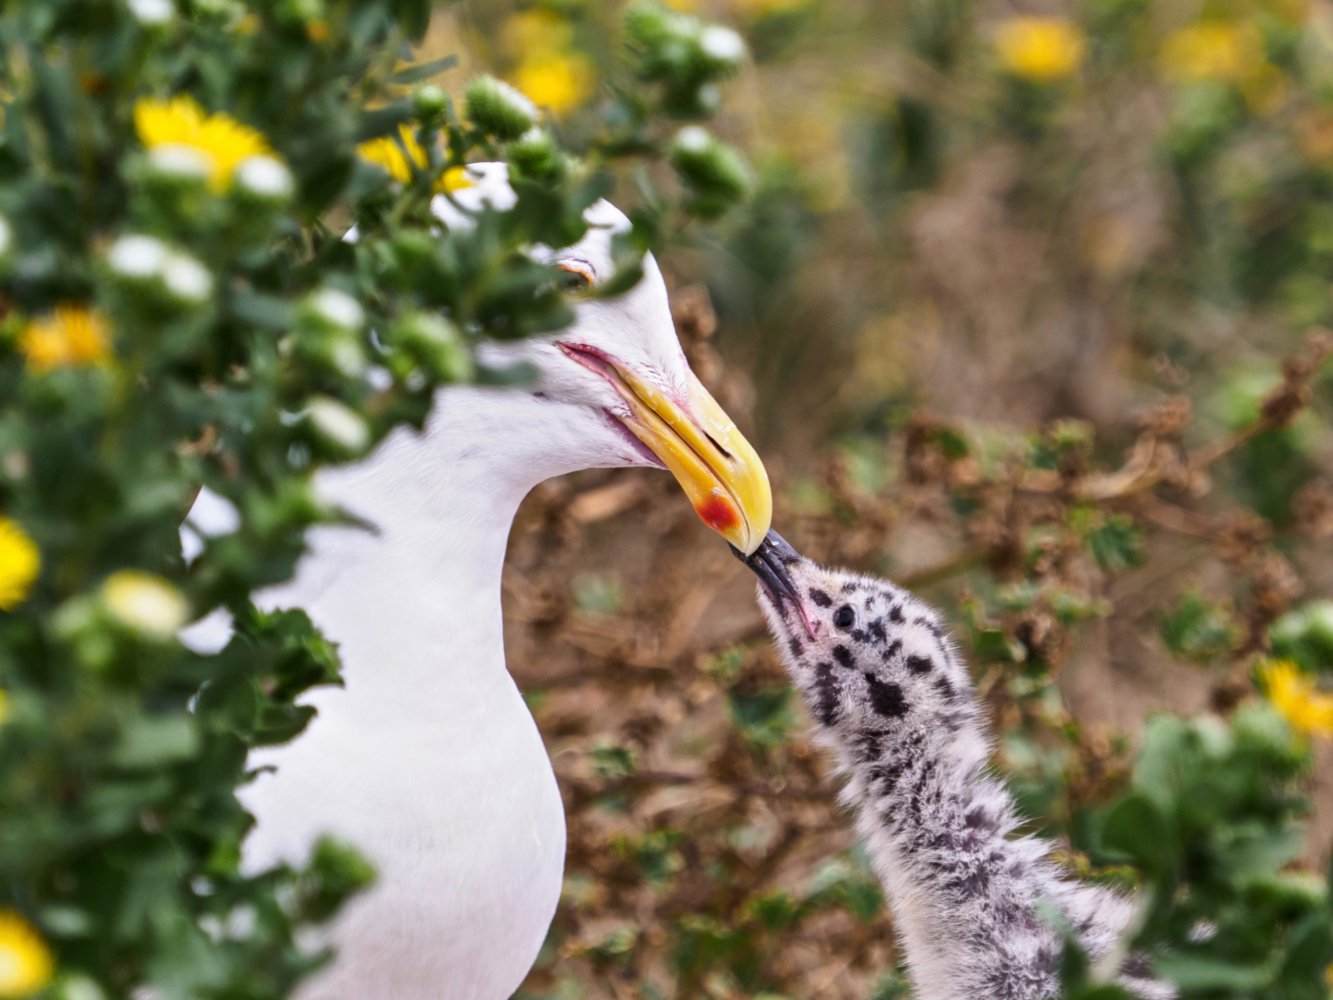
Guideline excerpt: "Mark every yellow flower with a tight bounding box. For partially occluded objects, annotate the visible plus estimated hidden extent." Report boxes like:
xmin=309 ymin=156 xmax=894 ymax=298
xmin=500 ymin=9 xmax=574 ymax=57
xmin=513 ymin=53 xmax=594 ymax=117
xmin=0 ymin=520 xmax=40 ymax=613
xmin=133 ymin=95 xmax=273 ymax=191
xmin=1260 ymin=660 xmax=1333 ymax=738
xmin=357 ymin=127 xmax=473 ymax=194
xmin=732 ymin=0 xmax=811 ymax=15
xmin=1160 ymin=22 xmax=1263 ymax=83
xmin=18 ymin=306 xmax=111 ymax=372
xmin=995 ymin=16 xmax=1086 ymax=82
xmin=0 ymin=911 xmax=53 ymax=998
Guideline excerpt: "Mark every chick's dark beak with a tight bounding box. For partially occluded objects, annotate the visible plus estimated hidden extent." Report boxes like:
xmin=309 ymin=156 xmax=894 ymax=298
xmin=731 ymin=529 xmax=816 ymax=637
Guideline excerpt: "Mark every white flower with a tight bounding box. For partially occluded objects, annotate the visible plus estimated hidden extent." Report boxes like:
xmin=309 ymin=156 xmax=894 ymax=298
xmin=307 ymin=397 xmax=370 ymax=453
xmin=103 ymin=570 xmax=190 ymax=640
xmin=235 ymin=155 xmax=294 ymax=202
xmin=128 ymin=0 xmax=174 ymax=25
xmin=162 ymin=251 xmax=214 ymax=304
xmin=700 ymin=26 xmax=745 ymax=64
xmin=107 ymin=234 xmax=169 ymax=281
xmin=307 ymin=287 xmax=365 ymax=332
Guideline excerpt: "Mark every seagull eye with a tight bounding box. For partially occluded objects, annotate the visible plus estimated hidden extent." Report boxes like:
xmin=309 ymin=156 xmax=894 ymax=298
xmin=556 ymin=261 xmax=595 ymax=293
xmin=834 ymin=605 xmax=855 ymax=629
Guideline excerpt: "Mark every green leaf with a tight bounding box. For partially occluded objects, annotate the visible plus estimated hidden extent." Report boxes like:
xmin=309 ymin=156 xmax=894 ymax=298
xmin=1096 ymin=792 xmax=1175 ymax=876
xmin=389 ymin=55 xmax=460 ymax=85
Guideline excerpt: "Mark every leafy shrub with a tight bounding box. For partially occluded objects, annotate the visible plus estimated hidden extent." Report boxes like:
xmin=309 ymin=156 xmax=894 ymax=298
xmin=0 ymin=0 xmax=750 ymax=996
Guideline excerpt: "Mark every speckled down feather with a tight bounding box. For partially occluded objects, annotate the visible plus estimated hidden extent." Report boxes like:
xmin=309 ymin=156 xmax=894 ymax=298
xmin=756 ymin=555 xmax=1173 ymax=1000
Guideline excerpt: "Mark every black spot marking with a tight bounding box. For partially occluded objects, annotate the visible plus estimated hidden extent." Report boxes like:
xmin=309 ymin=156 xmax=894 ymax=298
xmin=833 ymin=645 xmax=853 ymax=668
xmin=949 ymin=867 xmax=989 ymax=900
xmin=868 ymin=618 xmax=887 ymax=642
xmin=906 ymin=654 xmax=933 ymax=675
xmin=788 ymin=638 xmax=803 ymax=658
xmin=1121 ymin=954 xmax=1153 ymax=980
xmin=907 ymin=760 xmax=936 ymax=817
xmin=850 ymin=629 xmax=867 ymax=643
xmin=833 ymin=604 xmax=855 ymax=629
xmin=864 ymin=674 xmax=908 ymax=718
xmin=888 ymin=604 xmax=904 ymax=623
xmin=933 ymin=675 xmax=956 ymax=700
xmin=809 ymin=588 xmax=833 ymax=608
xmin=913 ymin=615 xmax=944 ymax=638
xmin=869 ymin=762 xmax=901 ymax=794
xmin=885 ymin=639 xmax=903 ymax=660
xmin=813 ymin=663 xmax=840 ymax=726
xmin=864 ymin=596 xmax=875 ymax=610
xmin=840 ymin=582 xmax=858 ymax=594
xmin=856 ymin=732 xmax=880 ymax=762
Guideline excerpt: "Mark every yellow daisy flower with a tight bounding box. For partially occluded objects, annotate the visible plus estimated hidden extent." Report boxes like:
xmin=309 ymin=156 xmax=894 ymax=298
xmin=500 ymin=8 xmax=574 ymax=57
xmin=357 ymin=126 xmax=473 ymax=194
xmin=133 ymin=94 xmax=273 ymax=191
xmin=1160 ymin=22 xmax=1263 ymax=84
xmin=18 ymin=306 xmax=111 ymax=373
xmin=0 ymin=519 xmax=40 ymax=612
xmin=995 ymin=16 xmax=1086 ymax=83
xmin=1260 ymin=660 xmax=1333 ymax=738
xmin=0 ymin=910 xmax=53 ymax=998
xmin=513 ymin=53 xmax=594 ymax=117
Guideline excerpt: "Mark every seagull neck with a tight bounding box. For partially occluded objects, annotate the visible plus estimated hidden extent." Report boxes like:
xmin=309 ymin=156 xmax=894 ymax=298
xmin=307 ymin=388 xmax=552 ymax=689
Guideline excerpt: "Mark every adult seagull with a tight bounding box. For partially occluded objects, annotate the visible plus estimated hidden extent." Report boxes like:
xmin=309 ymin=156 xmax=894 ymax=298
xmin=184 ymin=164 xmax=772 ymax=999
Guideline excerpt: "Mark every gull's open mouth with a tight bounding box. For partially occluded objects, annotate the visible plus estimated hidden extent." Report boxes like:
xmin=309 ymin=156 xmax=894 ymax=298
xmin=558 ymin=341 xmax=772 ymax=555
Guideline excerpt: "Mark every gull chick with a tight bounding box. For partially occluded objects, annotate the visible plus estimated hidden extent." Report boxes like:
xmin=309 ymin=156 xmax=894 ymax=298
xmin=741 ymin=533 xmax=1171 ymax=1000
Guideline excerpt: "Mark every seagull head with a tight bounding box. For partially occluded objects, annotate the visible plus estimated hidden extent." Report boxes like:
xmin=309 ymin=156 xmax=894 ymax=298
xmin=433 ymin=164 xmax=772 ymax=555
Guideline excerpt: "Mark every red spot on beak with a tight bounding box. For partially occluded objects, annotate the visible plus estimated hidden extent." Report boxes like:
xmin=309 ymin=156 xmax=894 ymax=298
xmin=697 ymin=494 xmax=739 ymax=533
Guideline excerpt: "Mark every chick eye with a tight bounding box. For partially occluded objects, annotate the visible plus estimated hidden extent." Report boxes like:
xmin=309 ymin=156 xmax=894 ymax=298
xmin=556 ymin=261 xmax=594 ymax=293
xmin=833 ymin=605 xmax=856 ymax=629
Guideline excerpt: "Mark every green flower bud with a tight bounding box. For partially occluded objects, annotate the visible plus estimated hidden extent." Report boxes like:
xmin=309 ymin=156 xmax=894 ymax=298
xmin=669 ymin=126 xmax=751 ymax=218
xmin=48 ymin=974 xmax=108 ymax=1000
xmin=413 ymin=83 xmax=450 ymax=122
xmin=625 ymin=3 xmax=694 ymax=62
xmin=234 ymin=155 xmax=295 ymax=208
xmin=464 ymin=75 xmax=538 ymax=142
xmin=301 ymin=287 xmax=365 ymax=334
xmin=127 ymin=0 xmax=174 ymax=26
xmin=506 ymin=128 xmax=567 ymax=183
xmin=161 ymin=250 xmax=214 ymax=306
xmin=143 ymin=145 xmax=212 ymax=191
xmin=102 ymin=570 xmax=190 ymax=641
xmin=279 ymin=0 xmax=322 ymax=25
xmin=1270 ymin=600 xmax=1333 ymax=671
xmin=697 ymin=25 xmax=746 ymax=74
xmin=305 ymin=397 xmax=370 ymax=456
xmin=1232 ymin=703 xmax=1308 ymax=777
xmin=105 ymin=234 xmax=213 ymax=309
xmin=388 ymin=312 xmax=473 ymax=384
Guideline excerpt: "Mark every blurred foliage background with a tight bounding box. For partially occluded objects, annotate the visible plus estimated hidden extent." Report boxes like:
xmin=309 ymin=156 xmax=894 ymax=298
xmin=406 ymin=0 xmax=1333 ymax=996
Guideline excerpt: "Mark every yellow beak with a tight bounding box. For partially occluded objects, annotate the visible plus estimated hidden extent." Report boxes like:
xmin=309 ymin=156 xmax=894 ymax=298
xmin=559 ymin=343 xmax=773 ymax=555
